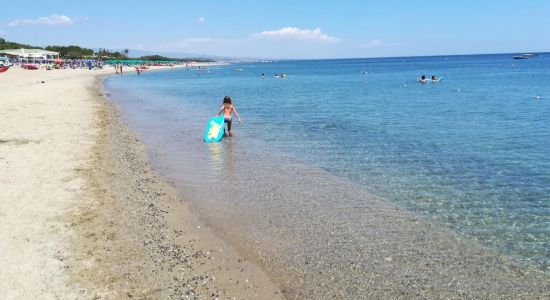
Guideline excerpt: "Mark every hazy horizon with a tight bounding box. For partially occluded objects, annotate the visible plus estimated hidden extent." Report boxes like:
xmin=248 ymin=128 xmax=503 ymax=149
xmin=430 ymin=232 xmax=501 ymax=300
xmin=1 ymin=0 xmax=549 ymax=59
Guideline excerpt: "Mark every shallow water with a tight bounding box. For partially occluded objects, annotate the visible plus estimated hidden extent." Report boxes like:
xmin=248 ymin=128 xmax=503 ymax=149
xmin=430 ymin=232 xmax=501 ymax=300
xmin=104 ymin=54 xmax=550 ymax=285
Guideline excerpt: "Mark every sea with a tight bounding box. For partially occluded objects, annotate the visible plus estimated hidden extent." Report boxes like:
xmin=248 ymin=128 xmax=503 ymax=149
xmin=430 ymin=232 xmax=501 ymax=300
xmin=104 ymin=53 xmax=550 ymax=291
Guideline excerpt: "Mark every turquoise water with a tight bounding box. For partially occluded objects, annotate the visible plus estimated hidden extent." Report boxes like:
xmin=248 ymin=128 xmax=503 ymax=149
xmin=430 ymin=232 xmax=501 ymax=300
xmin=105 ymin=54 xmax=550 ymax=273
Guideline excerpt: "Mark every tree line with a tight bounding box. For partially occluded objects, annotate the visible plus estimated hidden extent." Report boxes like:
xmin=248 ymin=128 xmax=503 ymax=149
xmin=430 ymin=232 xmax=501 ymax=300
xmin=0 ymin=38 xmax=213 ymax=62
xmin=0 ymin=38 xmax=125 ymax=59
xmin=0 ymin=38 xmax=38 ymax=50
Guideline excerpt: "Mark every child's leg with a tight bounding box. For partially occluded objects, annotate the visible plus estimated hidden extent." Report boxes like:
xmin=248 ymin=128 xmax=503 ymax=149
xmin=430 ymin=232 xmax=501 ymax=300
xmin=227 ymin=120 xmax=232 ymax=136
xmin=223 ymin=119 xmax=231 ymax=136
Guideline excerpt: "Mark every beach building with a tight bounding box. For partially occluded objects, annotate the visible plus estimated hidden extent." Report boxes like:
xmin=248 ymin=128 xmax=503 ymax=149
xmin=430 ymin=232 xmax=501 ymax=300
xmin=0 ymin=48 xmax=60 ymax=63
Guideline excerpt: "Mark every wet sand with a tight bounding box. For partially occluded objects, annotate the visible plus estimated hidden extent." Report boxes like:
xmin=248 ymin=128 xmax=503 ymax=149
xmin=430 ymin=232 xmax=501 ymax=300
xmin=0 ymin=67 xmax=281 ymax=299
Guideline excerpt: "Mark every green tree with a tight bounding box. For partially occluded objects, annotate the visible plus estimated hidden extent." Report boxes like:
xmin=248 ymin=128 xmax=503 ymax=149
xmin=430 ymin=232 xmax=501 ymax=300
xmin=45 ymin=45 xmax=94 ymax=59
xmin=0 ymin=38 xmax=38 ymax=50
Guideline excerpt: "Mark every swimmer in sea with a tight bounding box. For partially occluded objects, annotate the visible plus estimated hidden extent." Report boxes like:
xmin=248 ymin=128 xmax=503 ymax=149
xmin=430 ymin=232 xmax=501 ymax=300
xmin=418 ymin=75 xmax=426 ymax=84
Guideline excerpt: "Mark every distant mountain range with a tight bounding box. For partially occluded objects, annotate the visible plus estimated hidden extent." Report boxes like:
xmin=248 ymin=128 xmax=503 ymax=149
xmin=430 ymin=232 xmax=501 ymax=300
xmin=102 ymin=48 xmax=270 ymax=62
xmin=124 ymin=49 xmax=228 ymax=60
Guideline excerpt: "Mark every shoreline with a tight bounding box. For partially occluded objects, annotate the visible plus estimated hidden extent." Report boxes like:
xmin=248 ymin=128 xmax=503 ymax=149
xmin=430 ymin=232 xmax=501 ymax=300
xmin=0 ymin=66 xmax=282 ymax=299
xmin=103 ymin=65 xmax=550 ymax=298
xmin=2 ymin=65 xmax=550 ymax=299
xmin=69 ymin=75 xmax=282 ymax=298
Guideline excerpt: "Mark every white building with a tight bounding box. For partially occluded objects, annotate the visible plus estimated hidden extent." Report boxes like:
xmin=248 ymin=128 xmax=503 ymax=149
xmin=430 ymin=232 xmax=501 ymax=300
xmin=0 ymin=48 xmax=60 ymax=63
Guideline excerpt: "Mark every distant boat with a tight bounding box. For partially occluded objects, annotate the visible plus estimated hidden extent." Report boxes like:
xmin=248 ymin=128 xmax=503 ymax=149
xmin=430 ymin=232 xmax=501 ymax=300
xmin=235 ymin=68 xmax=243 ymax=71
xmin=513 ymin=53 xmax=538 ymax=59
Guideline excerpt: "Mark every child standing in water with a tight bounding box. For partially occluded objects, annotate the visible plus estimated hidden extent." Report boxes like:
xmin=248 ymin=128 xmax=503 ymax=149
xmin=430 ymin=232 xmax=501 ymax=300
xmin=218 ymin=96 xmax=242 ymax=136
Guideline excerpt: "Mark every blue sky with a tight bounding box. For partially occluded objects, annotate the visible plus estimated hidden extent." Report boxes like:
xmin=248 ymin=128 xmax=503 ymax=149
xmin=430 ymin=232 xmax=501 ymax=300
xmin=1 ymin=0 xmax=549 ymax=59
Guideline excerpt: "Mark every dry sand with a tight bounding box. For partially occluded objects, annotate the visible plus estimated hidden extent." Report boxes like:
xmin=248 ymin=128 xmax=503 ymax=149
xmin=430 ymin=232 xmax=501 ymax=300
xmin=0 ymin=66 xmax=281 ymax=299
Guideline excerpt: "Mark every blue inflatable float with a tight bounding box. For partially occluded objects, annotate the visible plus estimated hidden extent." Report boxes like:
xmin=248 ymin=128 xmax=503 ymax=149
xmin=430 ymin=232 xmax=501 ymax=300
xmin=204 ymin=116 xmax=225 ymax=143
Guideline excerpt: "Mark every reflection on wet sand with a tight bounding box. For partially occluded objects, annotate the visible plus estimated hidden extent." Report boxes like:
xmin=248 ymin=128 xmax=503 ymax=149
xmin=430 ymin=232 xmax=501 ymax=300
xmin=222 ymin=139 xmax=235 ymax=184
xmin=206 ymin=138 xmax=236 ymax=188
xmin=206 ymin=142 xmax=223 ymax=171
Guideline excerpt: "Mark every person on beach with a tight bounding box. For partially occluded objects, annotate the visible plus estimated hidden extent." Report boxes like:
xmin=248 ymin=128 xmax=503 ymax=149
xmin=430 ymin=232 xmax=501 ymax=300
xmin=218 ymin=96 xmax=242 ymax=137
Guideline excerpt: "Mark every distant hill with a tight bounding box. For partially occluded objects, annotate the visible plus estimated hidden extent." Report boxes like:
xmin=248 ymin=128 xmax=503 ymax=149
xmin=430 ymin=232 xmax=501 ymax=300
xmin=0 ymin=38 xmax=39 ymax=50
xmin=115 ymin=48 xmax=228 ymax=61
xmin=122 ymin=48 xmax=273 ymax=63
xmin=0 ymin=37 xmax=120 ymax=59
xmin=0 ymin=38 xmax=219 ymax=61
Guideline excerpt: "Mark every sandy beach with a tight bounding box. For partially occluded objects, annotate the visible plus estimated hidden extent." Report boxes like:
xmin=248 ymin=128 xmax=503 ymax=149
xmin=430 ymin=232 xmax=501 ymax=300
xmin=0 ymin=66 xmax=281 ymax=299
xmin=2 ymin=64 xmax=550 ymax=300
xmin=2 ymin=2 xmax=549 ymax=299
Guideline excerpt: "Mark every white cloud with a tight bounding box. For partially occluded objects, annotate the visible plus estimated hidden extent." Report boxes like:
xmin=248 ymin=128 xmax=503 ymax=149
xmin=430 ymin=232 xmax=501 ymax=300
xmin=252 ymin=27 xmax=340 ymax=42
xmin=360 ymin=39 xmax=384 ymax=48
xmin=8 ymin=14 xmax=78 ymax=26
xmin=197 ymin=17 xmax=206 ymax=24
xmin=0 ymin=29 xmax=5 ymax=35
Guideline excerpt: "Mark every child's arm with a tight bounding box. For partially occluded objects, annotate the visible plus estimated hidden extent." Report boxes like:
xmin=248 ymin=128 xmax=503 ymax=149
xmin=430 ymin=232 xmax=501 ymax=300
xmin=217 ymin=106 xmax=224 ymax=116
xmin=232 ymin=107 xmax=242 ymax=122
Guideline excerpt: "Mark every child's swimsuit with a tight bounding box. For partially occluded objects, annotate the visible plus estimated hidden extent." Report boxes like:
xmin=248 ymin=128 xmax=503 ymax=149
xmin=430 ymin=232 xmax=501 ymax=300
xmin=224 ymin=117 xmax=232 ymax=125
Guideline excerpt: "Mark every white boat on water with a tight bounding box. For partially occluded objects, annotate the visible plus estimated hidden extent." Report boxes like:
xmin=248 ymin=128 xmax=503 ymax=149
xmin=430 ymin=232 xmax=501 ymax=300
xmin=513 ymin=53 xmax=538 ymax=59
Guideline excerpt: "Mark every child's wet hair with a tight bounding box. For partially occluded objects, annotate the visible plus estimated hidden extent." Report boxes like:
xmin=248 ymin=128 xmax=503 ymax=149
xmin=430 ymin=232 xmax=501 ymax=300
xmin=223 ymin=96 xmax=232 ymax=104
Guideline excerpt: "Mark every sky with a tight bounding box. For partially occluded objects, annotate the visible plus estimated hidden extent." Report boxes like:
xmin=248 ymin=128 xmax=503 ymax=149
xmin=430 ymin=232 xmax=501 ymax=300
xmin=1 ymin=0 xmax=549 ymax=59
